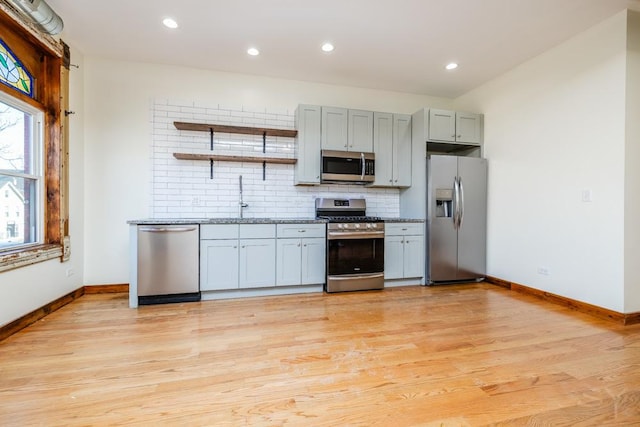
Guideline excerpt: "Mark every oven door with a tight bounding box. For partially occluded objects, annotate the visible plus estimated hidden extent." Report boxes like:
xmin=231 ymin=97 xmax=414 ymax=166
xmin=326 ymin=230 xmax=384 ymax=292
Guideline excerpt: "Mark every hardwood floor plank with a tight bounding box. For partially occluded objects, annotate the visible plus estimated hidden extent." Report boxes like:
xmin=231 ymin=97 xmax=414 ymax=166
xmin=1 ymin=285 xmax=640 ymax=426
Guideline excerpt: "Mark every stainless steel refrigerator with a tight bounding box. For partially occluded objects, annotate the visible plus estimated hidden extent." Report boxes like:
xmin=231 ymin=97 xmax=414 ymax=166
xmin=427 ymin=155 xmax=487 ymax=284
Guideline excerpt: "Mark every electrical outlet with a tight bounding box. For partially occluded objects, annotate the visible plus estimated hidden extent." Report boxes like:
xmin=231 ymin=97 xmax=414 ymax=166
xmin=66 ymin=268 xmax=75 ymax=277
xmin=581 ymin=189 xmax=592 ymax=202
xmin=191 ymin=197 xmax=201 ymax=206
xmin=537 ymin=267 xmax=549 ymax=276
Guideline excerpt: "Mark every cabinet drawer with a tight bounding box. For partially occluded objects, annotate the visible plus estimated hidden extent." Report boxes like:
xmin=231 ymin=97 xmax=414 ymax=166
xmin=385 ymin=222 xmax=423 ymax=236
xmin=277 ymin=223 xmax=325 ymax=239
xmin=201 ymin=224 xmax=239 ymax=240
xmin=240 ymin=224 xmax=276 ymax=239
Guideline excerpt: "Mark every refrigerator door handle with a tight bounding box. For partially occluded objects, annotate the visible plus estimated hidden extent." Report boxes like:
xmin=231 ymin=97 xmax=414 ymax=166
xmin=458 ymin=176 xmax=464 ymax=229
xmin=453 ymin=177 xmax=460 ymax=230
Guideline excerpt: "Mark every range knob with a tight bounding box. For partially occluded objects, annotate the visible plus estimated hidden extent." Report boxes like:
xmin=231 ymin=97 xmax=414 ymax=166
xmin=355 ymin=224 xmax=360 ymax=229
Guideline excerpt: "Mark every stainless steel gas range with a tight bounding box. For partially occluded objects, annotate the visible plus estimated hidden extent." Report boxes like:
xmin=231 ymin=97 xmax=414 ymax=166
xmin=315 ymin=198 xmax=384 ymax=293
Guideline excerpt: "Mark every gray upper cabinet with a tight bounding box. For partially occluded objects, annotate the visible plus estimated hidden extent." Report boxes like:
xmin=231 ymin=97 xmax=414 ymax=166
xmin=295 ymin=105 xmax=321 ymax=185
xmin=348 ymin=109 xmax=374 ymax=152
xmin=428 ymin=108 xmax=482 ymax=145
xmin=321 ymin=107 xmax=348 ymax=150
xmin=321 ymin=107 xmax=373 ymax=152
xmin=393 ymin=114 xmax=412 ymax=186
xmin=373 ymin=112 xmax=411 ymax=187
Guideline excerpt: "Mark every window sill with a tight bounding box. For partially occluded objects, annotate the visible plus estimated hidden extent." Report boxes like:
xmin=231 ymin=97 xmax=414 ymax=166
xmin=0 ymin=244 xmax=63 ymax=273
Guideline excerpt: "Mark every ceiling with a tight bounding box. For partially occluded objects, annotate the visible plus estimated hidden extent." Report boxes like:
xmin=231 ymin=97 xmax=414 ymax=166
xmin=46 ymin=0 xmax=640 ymax=98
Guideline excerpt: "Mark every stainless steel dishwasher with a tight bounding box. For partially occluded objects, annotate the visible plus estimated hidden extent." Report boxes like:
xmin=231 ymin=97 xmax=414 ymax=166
xmin=137 ymin=224 xmax=200 ymax=305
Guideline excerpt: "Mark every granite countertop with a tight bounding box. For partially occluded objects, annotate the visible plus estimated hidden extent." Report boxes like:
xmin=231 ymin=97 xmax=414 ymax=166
xmin=128 ymin=218 xmax=327 ymax=225
xmin=128 ymin=217 xmax=425 ymax=225
xmin=381 ymin=218 xmax=425 ymax=223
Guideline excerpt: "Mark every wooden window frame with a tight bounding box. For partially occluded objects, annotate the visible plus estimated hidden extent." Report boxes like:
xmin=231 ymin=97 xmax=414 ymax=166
xmin=0 ymin=4 xmax=69 ymax=272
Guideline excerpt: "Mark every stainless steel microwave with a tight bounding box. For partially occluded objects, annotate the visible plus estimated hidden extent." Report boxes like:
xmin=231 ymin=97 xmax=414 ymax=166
xmin=321 ymin=150 xmax=375 ymax=184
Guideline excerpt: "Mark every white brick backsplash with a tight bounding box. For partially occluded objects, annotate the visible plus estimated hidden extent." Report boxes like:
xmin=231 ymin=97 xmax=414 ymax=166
xmin=151 ymin=99 xmax=401 ymax=218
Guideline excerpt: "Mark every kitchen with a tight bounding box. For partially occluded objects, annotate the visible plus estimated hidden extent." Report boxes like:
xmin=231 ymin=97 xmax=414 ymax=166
xmin=2 ymin=0 xmax=640 ymax=424
xmin=5 ymin=1 xmax=640 ymax=322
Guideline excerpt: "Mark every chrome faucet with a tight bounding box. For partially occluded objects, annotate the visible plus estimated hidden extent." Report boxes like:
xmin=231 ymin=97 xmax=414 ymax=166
xmin=239 ymin=175 xmax=248 ymax=218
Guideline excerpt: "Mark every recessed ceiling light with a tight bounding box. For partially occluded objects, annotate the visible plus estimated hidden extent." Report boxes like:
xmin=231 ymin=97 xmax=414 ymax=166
xmin=162 ymin=18 xmax=178 ymax=29
xmin=321 ymin=43 xmax=335 ymax=52
xmin=247 ymin=47 xmax=260 ymax=56
xmin=445 ymin=62 xmax=458 ymax=70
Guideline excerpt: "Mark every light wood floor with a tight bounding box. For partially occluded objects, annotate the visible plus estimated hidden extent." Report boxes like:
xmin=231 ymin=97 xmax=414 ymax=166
xmin=1 ymin=284 xmax=640 ymax=426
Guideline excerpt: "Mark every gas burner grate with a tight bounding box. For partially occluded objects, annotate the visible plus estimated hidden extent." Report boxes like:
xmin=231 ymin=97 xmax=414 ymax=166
xmin=317 ymin=215 xmax=383 ymax=223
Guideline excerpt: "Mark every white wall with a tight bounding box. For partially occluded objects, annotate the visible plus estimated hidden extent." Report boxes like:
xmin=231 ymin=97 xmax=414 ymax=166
xmin=82 ymin=58 xmax=451 ymax=286
xmin=624 ymin=11 xmax=640 ymax=312
xmin=0 ymin=47 xmax=86 ymax=328
xmin=455 ymin=11 xmax=629 ymax=312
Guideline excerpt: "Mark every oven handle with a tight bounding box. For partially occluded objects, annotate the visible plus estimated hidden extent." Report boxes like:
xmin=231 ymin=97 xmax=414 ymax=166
xmin=328 ymin=272 xmax=385 ymax=281
xmin=327 ymin=230 xmax=385 ymax=240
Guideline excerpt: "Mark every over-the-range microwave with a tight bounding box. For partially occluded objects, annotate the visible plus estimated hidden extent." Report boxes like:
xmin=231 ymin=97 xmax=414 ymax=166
xmin=321 ymin=150 xmax=375 ymax=185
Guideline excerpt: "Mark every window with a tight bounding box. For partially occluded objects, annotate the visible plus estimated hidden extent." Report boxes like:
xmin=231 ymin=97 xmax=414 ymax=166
xmin=0 ymin=8 xmax=68 ymax=272
xmin=0 ymin=38 xmax=33 ymax=97
xmin=0 ymin=95 xmax=42 ymax=249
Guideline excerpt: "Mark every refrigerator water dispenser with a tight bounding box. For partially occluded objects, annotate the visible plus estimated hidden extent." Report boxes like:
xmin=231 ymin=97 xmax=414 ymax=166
xmin=435 ymin=188 xmax=453 ymax=218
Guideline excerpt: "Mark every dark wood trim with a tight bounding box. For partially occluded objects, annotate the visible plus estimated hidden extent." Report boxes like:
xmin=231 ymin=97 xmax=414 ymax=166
xmin=624 ymin=312 xmax=640 ymax=326
xmin=484 ymin=275 xmax=511 ymax=289
xmin=173 ymin=152 xmax=297 ymax=165
xmin=0 ymin=244 xmax=62 ymax=272
xmin=0 ymin=287 xmax=83 ymax=342
xmin=83 ymin=284 xmax=129 ymax=294
xmin=174 ymin=121 xmax=298 ymax=138
xmin=0 ymin=284 xmax=130 ymax=342
xmin=486 ymin=276 xmax=640 ymax=325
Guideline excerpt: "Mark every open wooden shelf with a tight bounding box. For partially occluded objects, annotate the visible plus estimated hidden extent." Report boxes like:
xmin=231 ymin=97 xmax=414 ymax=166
xmin=173 ymin=153 xmax=297 ymax=165
xmin=174 ymin=122 xmax=298 ymax=138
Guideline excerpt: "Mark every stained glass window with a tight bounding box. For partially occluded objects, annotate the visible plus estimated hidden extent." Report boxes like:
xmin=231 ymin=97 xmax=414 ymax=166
xmin=0 ymin=38 xmax=33 ymax=97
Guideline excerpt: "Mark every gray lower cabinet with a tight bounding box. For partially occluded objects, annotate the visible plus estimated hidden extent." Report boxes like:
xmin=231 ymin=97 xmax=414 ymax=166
xmin=200 ymin=238 xmax=239 ymax=290
xmin=276 ymin=224 xmax=325 ymax=286
xmin=200 ymin=224 xmax=276 ymax=290
xmin=384 ymin=223 xmax=424 ymax=280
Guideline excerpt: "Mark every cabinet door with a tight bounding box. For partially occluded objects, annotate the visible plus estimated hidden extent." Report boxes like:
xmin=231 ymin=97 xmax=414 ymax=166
xmin=428 ymin=109 xmax=456 ymax=142
xmin=295 ymin=105 xmax=321 ymax=185
xmin=348 ymin=109 xmax=374 ymax=152
xmin=373 ymin=112 xmax=394 ymax=186
xmin=301 ymin=237 xmax=325 ymax=285
xmin=276 ymin=238 xmax=302 ymax=286
xmin=393 ymin=114 xmax=412 ymax=187
xmin=321 ymin=107 xmax=348 ymax=150
xmin=239 ymin=239 xmax=276 ymax=288
xmin=200 ymin=240 xmax=239 ymax=290
xmin=384 ymin=235 xmax=405 ymax=280
xmin=455 ymin=112 xmax=482 ymax=144
xmin=403 ymin=234 xmax=425 ymax=279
